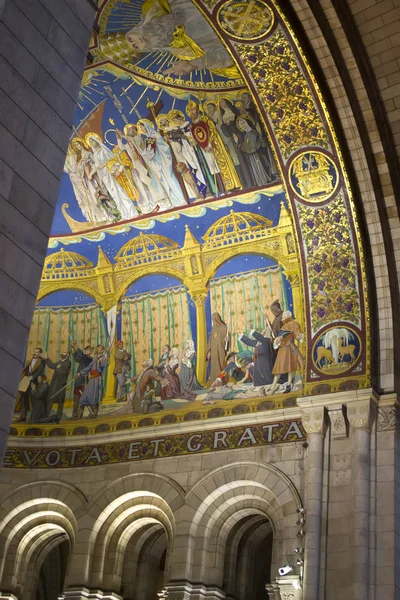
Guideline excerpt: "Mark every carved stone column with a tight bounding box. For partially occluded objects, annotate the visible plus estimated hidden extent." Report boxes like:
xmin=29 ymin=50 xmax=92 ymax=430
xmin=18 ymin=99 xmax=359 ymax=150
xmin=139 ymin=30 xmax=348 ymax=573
xmin=347 ymin=398 xmax=376 ymax=600
xmin=298 ymin=404 xmax=328 ymax=600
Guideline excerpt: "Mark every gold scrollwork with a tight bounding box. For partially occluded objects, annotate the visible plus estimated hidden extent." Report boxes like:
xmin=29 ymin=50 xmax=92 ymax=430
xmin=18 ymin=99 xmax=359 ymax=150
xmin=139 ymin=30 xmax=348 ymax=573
xmin=238 ymin=27 xmax=329 ymax=159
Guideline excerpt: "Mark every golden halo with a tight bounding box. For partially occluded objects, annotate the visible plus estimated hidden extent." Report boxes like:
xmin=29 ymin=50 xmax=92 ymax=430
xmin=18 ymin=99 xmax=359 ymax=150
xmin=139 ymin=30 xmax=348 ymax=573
xmin=236 ymin=113 xmax=255 ymax=131
xmin=85 ymin=132 xmax=103 ymax=147
xmin=167 ymin=109 xmax=185 ymax=122
xmin=70 ymin=137 xmax=88 ymax=150
xmin=123 ymin=123 xmax=138 ymax=135
xmin=137 ymin=118 xmax=154 ymax=130
xmin=156 ymin=114 xmax=170 ymax=129
xmin=218 ymin=96 xmax=235 ymax=107
xmin=203 ymin=100 xmax=218 ymax=111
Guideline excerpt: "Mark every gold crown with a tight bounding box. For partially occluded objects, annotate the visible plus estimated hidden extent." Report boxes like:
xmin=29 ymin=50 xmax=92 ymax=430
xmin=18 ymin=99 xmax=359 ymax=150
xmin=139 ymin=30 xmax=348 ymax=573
xmin=186 ymin=100 xmax=200 ymax=116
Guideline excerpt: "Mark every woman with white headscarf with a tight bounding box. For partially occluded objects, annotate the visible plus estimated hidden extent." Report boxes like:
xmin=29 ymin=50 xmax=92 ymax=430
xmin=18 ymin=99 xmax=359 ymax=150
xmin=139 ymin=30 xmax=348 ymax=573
xmin=137 ymin=119 xmax=186 ymax=208
xmin=179 ymin=339 xmax=203 ymax=392
xmin=86 ymin=134 xmax=139 ymax=221
xmin=160 ymin=347 xmax=197 ymax=402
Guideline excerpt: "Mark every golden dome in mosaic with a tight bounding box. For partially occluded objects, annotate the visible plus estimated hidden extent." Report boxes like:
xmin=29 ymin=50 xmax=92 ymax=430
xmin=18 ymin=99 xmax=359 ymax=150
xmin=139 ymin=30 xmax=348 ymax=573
xmin=42 ymin=249 xmax=94 ymax=279
xmin=203 ymin=210 xmax=273 ymax=241
xmin=116 ymin=233 xmax=179 ymax=263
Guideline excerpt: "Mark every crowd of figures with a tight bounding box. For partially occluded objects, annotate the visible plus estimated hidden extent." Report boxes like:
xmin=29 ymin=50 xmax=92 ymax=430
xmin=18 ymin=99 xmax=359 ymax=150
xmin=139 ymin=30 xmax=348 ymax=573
xmin=15 ymin=343 xmax=110 ymax=424
xmin=65 ymin=94 xmax=277 ymax=224
xmin=14 ymin=301 xmax=303 ymax=423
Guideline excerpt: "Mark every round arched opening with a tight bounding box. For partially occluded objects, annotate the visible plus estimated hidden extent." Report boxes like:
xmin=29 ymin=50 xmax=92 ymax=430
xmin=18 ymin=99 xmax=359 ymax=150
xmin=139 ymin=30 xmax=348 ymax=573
xmin=34 ymin=538 xmax=70 ymax=600
xmin=223 ymin=514 xmax=273 ymax=600
xmin=121 ymin=523 xmax=168 ymax=600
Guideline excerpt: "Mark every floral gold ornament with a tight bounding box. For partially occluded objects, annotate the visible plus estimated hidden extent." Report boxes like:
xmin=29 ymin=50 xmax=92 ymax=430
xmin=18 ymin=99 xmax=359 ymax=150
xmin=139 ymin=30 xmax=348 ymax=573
xmin=217 ymin=0 xmax=274 ymax=41
xmin=298 ymin=194 xmax=361 ymax=333
xmin=238 ymin=28 xmax=329 ymax=159
xmin=289 ymin=151 xmax=338 ymax=203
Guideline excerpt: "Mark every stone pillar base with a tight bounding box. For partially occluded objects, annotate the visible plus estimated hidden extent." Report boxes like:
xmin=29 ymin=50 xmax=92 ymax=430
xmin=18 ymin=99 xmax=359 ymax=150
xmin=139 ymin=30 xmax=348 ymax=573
xmin=276 ymin=575 xmax=302 ymax=599
xmin=62 ymin=589 xmax=122 ymax=600
xmin=164 ymin=582 xmax=226 ymax=600
xmin=265 ymin=582 xmax=280 ymax=599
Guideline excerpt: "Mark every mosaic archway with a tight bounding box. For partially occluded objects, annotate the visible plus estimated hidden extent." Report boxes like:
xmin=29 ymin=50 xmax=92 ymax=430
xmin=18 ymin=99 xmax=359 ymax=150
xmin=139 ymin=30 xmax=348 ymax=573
xmin=12 ymin=0 xmax=369 ymax=437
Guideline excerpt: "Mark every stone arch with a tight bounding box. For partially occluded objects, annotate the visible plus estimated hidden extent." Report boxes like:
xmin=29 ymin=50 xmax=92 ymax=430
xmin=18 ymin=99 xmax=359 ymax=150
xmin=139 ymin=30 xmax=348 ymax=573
xmin=223 ymin=515 xmax=273 ymax=600
xmin=123 ymin=525 xmax=168 ymax=600
xmin=68 ymin=473 xmax=184 ymax=592
xmin=171 ymin=462 xmax=301 ymax=585
xmin=281 ymin=0 xmax=400 ymax=392
xmin=30 ymin=537 xmax=69 ymax=600
xmin=0 ymin=481 xmax=85 ymax=598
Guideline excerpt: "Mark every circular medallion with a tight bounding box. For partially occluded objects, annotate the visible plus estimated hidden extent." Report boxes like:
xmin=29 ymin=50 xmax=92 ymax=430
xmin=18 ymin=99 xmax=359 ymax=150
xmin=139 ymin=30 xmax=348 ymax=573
xmin=312 ymin=326 xmax=361 ymax=376
xmin=217 ymin=0 xmax=274 ymax=41
xmin=289 ymin=151 xmax=339 ymax=203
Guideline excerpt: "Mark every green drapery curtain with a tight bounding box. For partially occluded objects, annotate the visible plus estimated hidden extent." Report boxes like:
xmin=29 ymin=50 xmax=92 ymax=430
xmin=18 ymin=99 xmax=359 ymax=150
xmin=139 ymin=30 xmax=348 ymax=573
xmin=27 ymin=304 xmax=107 ymax=399
xmin=121 ymin=287 xmax=193 ymax=377
xmin=209 ymin=266 xmax=288 ymax=353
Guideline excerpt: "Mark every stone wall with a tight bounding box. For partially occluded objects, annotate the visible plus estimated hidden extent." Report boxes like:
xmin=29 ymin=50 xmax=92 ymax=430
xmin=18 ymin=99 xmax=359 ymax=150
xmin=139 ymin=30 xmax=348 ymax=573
xmin=0 ymin=0 xmax=95 ymax=464
xmin=0 ymin=391 xmax=397 ymax=600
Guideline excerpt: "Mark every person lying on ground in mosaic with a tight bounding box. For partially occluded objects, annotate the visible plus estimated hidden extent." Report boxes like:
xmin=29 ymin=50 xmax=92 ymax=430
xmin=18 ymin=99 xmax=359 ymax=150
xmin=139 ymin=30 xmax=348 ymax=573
xmin=202 ymin=371 xmax=242 ymax=405
xmin=224 ymin=351 xmax=253 ymax=383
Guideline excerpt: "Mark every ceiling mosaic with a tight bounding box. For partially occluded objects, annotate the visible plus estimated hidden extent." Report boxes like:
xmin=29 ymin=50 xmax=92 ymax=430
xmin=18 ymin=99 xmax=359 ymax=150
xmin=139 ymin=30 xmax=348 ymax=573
xmin=10 ymin=0 xmax=370 ymax=450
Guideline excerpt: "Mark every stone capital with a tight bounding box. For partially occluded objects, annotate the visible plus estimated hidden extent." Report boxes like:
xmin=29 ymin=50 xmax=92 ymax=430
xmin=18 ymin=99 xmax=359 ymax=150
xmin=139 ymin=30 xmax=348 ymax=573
xmin=347 ymin=398 xmax=376 ymax=430
xmin=376 ymin=394 xmax=399 ymax=432
xmin=300 ymin=405 xmax=328 ymax=436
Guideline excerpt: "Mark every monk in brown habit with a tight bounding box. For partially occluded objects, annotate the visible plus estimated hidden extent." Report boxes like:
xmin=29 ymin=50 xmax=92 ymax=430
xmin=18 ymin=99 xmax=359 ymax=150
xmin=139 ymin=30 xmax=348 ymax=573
xmin=206 ymin=313 xmax=231 ymax=384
